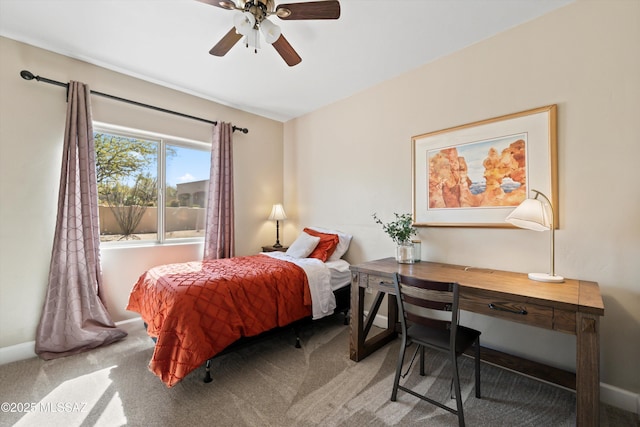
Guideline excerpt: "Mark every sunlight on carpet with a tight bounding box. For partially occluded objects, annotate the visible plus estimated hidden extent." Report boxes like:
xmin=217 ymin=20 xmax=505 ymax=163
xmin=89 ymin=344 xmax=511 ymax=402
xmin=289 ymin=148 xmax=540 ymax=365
xmin=12 ymin=366 xmax=126 ymax=427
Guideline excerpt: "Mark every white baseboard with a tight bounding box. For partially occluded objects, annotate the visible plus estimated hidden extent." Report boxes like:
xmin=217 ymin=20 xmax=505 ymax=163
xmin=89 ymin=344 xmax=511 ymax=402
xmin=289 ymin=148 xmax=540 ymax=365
xmin=365 ymin=310 xmax=388 ymax=329
xmin=0 ymin=340 xmax=36 ymax=365
xmin=600 ymin=382 xmax=640 ymax=415
xmin=0 ymin=318 xmax=143 ymax=366
xmin=115 ymin=317 xmax=144 ymax=327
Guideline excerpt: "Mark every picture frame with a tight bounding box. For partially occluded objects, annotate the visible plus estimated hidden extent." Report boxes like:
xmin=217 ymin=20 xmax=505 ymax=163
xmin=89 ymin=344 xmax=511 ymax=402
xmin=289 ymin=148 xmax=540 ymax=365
xmin=412 ymin=104 xmax=558 ymax=228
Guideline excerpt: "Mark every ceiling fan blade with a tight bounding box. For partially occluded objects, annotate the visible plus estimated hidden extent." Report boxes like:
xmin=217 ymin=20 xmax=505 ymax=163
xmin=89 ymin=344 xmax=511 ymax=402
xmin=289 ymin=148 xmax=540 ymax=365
xmin=195 ymin=0 xmax=238 ymax=10
xmin=272 ymin=34 xmax=302 ymax=66
xmin=276 ymin=1 xmax=340 ymax=20
xmin=209 ymin=27 xmax=242 ymax=56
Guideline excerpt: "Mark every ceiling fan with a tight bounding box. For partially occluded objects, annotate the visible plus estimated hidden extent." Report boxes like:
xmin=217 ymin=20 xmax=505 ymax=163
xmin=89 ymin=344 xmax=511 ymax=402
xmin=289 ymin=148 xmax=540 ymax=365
xmin=196 ymin=0 xmax=340 ymax=66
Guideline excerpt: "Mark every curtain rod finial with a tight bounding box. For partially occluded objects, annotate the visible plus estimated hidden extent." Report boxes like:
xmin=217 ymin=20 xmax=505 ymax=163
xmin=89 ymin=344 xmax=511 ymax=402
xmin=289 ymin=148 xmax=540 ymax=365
xmin=232 ymin=125 xmax=249 ymax=134
xmin=20 ymin=70 xmax=36 ymax=80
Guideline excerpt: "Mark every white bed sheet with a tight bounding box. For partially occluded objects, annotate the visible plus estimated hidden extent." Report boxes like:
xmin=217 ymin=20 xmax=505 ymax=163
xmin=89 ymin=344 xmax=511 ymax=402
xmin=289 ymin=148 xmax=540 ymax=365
xmin=325 ymin=259 xmax=351 ymax=291
xmin=263 ymin=251 xmax=343 ymax=320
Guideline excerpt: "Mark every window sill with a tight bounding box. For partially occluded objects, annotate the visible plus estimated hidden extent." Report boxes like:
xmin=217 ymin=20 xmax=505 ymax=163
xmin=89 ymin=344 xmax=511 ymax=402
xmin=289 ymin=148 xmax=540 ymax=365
xmin=100 ymin=238 xmax=204 ymax=250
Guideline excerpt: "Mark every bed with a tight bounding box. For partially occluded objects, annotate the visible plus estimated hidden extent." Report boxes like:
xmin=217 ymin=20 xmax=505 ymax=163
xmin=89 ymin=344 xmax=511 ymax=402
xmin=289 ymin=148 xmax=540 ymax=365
xmin=126 ymin=227 xmax=352 ymax=388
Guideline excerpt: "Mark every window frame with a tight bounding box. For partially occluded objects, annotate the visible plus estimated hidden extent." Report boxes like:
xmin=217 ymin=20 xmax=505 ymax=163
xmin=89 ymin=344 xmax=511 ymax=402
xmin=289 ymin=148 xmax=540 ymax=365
xmin=94 ymin=121 xmax=211 ymax=246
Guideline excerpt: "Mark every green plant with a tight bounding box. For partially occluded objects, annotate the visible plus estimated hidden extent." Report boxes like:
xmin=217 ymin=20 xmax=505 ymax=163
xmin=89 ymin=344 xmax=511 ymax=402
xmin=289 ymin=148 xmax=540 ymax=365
xmin=103 ymin=173 xmax=157 ymax=240
xmin=372 ymin=213 xmax=417 ymax=244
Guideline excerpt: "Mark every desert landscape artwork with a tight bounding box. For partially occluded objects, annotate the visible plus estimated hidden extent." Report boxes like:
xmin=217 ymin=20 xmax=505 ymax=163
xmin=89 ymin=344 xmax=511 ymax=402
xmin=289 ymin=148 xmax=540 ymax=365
xmin=412 ymin=105 xmax=556 ymax=227
xmin=427 ymin=134 xmax=527 ymax=210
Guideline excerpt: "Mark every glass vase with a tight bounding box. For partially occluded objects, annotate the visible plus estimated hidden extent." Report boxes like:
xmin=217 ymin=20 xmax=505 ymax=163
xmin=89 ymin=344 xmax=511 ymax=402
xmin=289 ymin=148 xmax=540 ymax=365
xmin=396 ymin=241 xmax=415 ymax=264
xmin=412 ymin=240 xmax=421 ymax=262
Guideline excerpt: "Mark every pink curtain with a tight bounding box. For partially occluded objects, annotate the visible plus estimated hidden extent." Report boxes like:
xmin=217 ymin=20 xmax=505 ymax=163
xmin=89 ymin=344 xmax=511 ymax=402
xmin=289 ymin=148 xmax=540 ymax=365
xmin=203 ymin=122 xmax=235 ymax=259
xmin=35 ymin=81 xmax=126 ymax=360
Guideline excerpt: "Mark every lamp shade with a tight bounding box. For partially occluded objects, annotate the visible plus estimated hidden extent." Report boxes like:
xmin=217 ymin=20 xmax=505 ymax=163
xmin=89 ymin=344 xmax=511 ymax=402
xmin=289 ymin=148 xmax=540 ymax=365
xmin=268 ymin=204 xmax=287 ymax=221
xmin=260 ymin=19 xmax=281 ymax=44
xmin=505 ymin=190 xmax=563 ymax=283
xmin=505 ymin=198 xmax=551 ymax=232
xmin=234 ymin=11 xmax=256 ymax=36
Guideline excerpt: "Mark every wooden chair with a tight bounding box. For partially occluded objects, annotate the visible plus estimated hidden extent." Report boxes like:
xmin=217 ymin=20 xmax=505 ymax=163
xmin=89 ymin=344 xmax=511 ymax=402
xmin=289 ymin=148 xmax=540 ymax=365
xmin=390 ymin=273 xmax=481 ymax=427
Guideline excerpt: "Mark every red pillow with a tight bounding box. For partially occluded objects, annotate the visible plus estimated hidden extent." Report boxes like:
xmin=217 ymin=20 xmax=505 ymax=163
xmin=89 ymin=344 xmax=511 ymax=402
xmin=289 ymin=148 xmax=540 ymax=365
xmin=303 ymin=227 xmax=339 ymax=262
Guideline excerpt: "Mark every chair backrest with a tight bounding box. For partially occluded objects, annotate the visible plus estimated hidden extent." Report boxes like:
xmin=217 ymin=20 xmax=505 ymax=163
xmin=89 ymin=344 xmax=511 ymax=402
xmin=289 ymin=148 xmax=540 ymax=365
xmin=393 ymin=273 xmax=461 ymax=346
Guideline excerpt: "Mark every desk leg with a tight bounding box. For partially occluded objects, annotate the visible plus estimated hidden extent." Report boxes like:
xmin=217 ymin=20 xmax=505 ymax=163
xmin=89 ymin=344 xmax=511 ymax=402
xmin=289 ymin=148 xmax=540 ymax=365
xmin=576 ymin=312 xmax=600 ymax=427
xmin=349 ymin=273 xmax=398 ymax=362
xmin=387 ymin=293 xmax=397 ymax=333
xmin=350 ymin=275 xmax=366 ymax=361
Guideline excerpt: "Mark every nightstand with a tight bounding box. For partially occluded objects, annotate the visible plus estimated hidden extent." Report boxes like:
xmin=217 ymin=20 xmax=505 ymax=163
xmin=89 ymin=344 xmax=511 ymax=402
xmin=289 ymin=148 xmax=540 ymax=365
xmin=261 ymin=245 xmax=288 ymax=252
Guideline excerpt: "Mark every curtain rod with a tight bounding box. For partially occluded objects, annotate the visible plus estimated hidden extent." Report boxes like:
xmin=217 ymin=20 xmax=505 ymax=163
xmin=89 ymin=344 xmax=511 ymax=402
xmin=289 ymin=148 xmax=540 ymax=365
xmin=19 ymin=70 xmax=249 ymax=134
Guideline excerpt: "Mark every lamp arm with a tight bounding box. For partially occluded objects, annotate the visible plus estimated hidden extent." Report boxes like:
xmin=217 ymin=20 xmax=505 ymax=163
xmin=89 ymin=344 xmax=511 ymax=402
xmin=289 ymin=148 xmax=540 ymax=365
xmin=550 ymin=217 xmax=555 ymax=277
xmin=532 ymin=189 xmax=555 ymax=277
xmin=531 ymin=189 xmax=551 ymax=207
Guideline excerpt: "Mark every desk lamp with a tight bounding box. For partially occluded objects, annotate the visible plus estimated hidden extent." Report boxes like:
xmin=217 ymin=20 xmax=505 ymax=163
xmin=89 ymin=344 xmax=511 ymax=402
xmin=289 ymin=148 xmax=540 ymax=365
xmin=268 ymin=203 xmax=287 ymax=248
xmin=505 ymin=189 xmax=564 ymax=283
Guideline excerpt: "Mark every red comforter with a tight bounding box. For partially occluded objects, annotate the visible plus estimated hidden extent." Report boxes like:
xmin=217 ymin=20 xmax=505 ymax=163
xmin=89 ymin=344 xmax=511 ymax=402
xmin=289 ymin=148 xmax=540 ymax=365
xmin=126 ymin=254 xmax=312 ymax=387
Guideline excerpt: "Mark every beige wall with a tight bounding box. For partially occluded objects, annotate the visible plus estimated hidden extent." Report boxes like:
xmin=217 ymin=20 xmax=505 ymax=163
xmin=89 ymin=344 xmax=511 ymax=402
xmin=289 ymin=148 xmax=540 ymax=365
xmin=0 ymin=37 xmax=284 ymax=344
xmin=0 ymin=0 xmax=638 ymax=403
xmin=284 ymin=0 xmax=640 ymax=395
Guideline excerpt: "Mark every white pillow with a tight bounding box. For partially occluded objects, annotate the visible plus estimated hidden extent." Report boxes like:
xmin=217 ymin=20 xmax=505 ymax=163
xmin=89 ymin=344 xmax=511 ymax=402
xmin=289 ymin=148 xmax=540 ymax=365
xmin=286 ymin=232 xmax=321 ymax=258
xmin=307 ymin=226 xmax=352 ymax=261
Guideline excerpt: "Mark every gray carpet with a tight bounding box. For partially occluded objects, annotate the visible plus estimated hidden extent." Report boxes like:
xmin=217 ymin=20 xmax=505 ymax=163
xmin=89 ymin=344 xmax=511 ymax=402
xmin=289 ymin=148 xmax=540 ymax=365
xmin=0 ymin=316 xmax=637 ymax=427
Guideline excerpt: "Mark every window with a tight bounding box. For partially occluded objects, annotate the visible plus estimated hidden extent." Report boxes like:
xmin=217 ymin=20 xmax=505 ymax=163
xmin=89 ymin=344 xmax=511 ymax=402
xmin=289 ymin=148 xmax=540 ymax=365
xmin=94 ymin=123 xmax=211 ymax=244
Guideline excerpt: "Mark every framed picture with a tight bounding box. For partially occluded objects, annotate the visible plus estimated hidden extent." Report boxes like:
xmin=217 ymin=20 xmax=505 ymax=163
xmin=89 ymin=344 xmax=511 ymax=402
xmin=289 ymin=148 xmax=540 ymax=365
xmin=412 ymin=105 xmax=558 ymax=228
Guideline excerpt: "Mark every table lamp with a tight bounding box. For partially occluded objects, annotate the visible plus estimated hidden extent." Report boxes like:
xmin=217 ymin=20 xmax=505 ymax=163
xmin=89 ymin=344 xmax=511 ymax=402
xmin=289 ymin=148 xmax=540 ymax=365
xmin=505 ymin=189 xmax=564 ymax=283
xmin=268 ymin=203 xmax=287 ymax=248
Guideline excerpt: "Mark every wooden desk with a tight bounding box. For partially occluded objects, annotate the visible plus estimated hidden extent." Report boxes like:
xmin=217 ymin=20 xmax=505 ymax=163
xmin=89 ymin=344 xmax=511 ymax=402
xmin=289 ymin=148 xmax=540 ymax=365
xmin=349 ymin=258 xmax=604 ymax=427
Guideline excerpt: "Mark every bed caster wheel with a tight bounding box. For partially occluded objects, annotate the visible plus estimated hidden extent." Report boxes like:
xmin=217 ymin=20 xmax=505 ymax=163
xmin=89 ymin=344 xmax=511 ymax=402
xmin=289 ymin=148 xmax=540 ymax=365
xmin=343 ymin=310 xmax=350 ymax=325
xmin=295 ymin=337 xmax=301 ymax=348
xmin=203 ymin=359 xmax=213 ymax=383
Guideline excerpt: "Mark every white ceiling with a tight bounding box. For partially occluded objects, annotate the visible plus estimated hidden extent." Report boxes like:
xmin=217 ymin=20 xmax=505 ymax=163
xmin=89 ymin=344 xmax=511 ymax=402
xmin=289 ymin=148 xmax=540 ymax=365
xmin=0 ymin=0 xmax=572 ymax=122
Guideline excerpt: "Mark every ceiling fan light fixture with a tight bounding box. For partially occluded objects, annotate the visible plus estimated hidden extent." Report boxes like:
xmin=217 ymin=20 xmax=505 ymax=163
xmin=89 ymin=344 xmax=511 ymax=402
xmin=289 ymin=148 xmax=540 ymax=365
xmin=202 ymin=0 xmax=342 ymax=65
xmin=233 ymin=11 xmax=256 ymax=36
xmin=243 ymin=29 xmax=261 ymax=52
xmin=260 ymin=19 xmax=281 ymax=44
